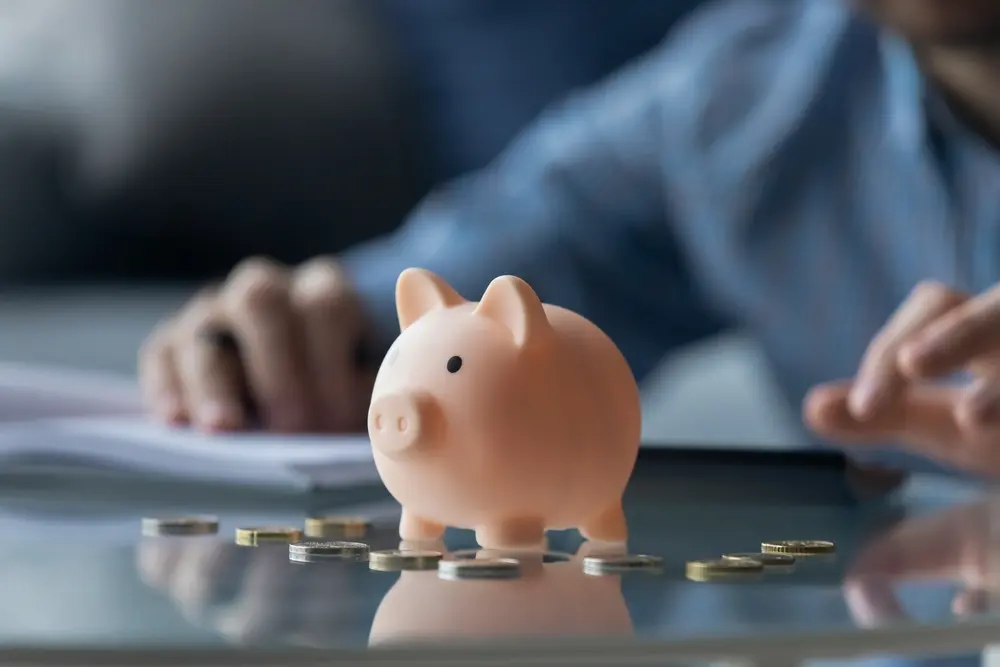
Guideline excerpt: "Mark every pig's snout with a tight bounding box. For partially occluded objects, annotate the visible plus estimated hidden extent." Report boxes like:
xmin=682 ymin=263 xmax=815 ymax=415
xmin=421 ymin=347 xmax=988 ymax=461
xmin=368 ymin=393 xmax=429 ymax=457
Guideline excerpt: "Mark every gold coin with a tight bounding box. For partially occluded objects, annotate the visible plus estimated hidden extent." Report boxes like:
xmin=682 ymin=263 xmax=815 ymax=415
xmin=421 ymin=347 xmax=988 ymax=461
xmin=141 ymin=516 xmax=218 ymax=536
xmin=582 ymin=554 xmax=664 ymax=575
xmin=686 ymin=558 xmax=763 ymax=582
xmin=761 ymin=540 xmax=835 ymax=556
xmin=304 ymin=516 xmax=371 ymax=538
xmin=369 ymin=549 xmax=443 ymax=572
xmin=723 ymin=552 xmax=796 ymax=567
xmin=235 ymin=526 xmax=303 ymax=546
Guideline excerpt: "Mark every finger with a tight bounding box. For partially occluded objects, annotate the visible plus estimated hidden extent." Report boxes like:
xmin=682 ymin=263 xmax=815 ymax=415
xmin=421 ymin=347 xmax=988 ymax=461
xmin=138 ymin=326 xmax=187 ymax=425
xmin=807 ymin=381 xmax=1000 ymax=476
xmin=900 ymin=286 xmax=1000 ymax=380
xmin=806 ymin=381 xmax=963 ymax=446
xmin=952 ymin=588 xmax=989 ymax=616
xmin=174 ymin=293 xmax=247 ymax=432
xmin=842 ymin=577 xmax=907 ymax=629
xmin=222 ymin=258 xmax=311 ymax=432
xmin=290 ymin=260 xmax=362 ymax=432
xmin=957 ymin=378 xmax=1000 ymax=430
xmin=850 ymin=282 xmax=966 ymax=420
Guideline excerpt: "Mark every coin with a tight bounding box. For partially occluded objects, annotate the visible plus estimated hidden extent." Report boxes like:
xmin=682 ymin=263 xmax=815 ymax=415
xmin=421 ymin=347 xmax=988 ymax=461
xmin=141 ymin=516 xmax=219 ymax=536
xmin=235 ymin=526 xmax=303 ymax=547
xmin=450 ymin=549 xmax=572 ymax=564
xmin=761 ymin=540 xmax=835 ymax=556
xmin=438 ymin=557 xmax=521 ymax=581
xmin=304 ymin=516 xmax=371 ymax=539
xmin=686 ymin=558 xmax=763 ymax=582
xmin=289 ymin=541 xmax=369 ymax=556
xmin=582 ymin=554 xmax=664 ymax=575
xmin=723 ymin=552 xmax=796 ymax=567
xmin=369 ymin=549 xmax=444 ymax=571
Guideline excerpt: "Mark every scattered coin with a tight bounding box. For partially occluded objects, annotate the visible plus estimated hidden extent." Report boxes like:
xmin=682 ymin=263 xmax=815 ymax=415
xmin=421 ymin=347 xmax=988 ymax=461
xmin=686 ymin=558 xmax=763 ymax=582
xmin=723 ymin=552 xmax=796 ymax=567
xmin=235 ymin=526 xmax=303 ymax=547
xmin=304 ymin=516 xmax=371 ymax=539
xmin=582 ymin=554 xmax=664 ymax=576
xmin=369 ymin=549 xmax=444 ymax=571
xmin=438 ymin=557 xmax=521 ymax=581
xmin=761 ymin=540 xmax=835 ymax=556
xmin=141 ymin=516 xmax=219 ymax=537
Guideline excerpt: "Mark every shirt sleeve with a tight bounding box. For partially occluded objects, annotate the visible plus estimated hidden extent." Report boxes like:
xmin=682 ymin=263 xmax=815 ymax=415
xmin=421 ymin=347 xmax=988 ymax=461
xmin=341 ymin=28 xmax=734 ymax=384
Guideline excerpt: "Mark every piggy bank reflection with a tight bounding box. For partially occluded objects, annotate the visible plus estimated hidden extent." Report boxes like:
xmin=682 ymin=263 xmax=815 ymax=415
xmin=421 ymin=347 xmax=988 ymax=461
xmin=367 ymin=269 xmax=642 ymax=549
xmin=368 ymin=542 xmax=633 ymax=646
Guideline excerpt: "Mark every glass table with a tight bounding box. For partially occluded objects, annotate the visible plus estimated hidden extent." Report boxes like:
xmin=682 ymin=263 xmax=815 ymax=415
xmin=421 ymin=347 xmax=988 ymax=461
xmin=0 ymin=446 xmax=995 ymax=667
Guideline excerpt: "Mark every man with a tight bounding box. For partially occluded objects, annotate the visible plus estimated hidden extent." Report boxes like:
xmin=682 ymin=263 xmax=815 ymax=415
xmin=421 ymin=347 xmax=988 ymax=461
xmin=140 ymin=0 xmax=1000 ymax=478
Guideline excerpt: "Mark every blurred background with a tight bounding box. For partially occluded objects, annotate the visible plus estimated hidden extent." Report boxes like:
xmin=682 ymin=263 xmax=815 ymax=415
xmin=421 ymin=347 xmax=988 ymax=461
xmin=0 ymin=0 xmax=802 ymax=448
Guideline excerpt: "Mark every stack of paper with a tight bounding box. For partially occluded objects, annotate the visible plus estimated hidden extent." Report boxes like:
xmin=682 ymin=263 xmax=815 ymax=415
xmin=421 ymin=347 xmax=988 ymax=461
xmin=0 ymin=363 xmax=378 ymax=490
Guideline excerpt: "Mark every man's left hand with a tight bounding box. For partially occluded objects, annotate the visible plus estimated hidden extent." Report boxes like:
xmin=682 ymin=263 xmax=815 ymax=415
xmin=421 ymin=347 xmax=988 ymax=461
xmin=806 ymin=281 xmax=1000 ymax=476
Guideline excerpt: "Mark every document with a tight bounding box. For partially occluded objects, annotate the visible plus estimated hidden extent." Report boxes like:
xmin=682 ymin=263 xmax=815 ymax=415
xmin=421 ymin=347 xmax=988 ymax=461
xmin=0 ymin=417 xmax=377 ymax=490
xmin=0 ymin=363 xmax=378 ymax=490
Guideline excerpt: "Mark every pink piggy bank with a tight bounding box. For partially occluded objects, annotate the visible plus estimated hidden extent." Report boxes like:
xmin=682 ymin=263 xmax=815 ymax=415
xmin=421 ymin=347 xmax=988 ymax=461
xmin=366 ymin=268 xmax=641 ymax=549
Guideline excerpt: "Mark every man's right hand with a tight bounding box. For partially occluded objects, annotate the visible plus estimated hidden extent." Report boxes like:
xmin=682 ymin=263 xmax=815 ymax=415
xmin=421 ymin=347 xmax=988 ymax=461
xmin=139 ymin=257 xmax=379 ymax=434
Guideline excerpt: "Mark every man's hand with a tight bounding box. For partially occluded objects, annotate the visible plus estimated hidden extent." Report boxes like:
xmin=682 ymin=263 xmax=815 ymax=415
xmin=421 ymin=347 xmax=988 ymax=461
xmin=806 ymin=281 xmax=1000 ymax=475
xmin=138 ymin=257 xmax=378 ymax=434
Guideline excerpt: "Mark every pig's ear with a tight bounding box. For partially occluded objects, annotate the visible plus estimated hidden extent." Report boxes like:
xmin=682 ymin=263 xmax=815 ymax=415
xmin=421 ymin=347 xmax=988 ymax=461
xmin=396 ymin=268 xmax=466 ymax=330
xmin=474 ymin=275 xmax=551 ymax=347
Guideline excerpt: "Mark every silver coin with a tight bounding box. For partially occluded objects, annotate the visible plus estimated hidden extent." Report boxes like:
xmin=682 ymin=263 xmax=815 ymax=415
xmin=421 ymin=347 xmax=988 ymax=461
xmin=438 ymin=557 xmax=521 ymax=581
xmin=289 ymin=541 xmax=369 ymax=557
xmin=142 ymin=516 xmax=219 ymax=536
xmin=582 ymin=554 xmax=664 ymax=575
xmin=450 ymin=549 xmax=572 ymax=564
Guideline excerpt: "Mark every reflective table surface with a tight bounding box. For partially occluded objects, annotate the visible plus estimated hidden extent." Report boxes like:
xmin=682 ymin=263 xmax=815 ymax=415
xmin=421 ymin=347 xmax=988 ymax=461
xmin=0 ymin=447 xmax=996 ymax=667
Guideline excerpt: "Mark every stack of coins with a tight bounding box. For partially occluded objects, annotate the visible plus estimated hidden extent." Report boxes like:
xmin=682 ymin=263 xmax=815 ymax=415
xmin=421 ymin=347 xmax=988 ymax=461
xmin=685 ymin=558 xmax=763 ymax=582
xmin=761 ymin=540 xmax=835 ymax=557
xmin=582 ymin=554 xmax=664 ymax=576
xmin=142 ymin=516 xmax=219 ymax=537
xmin=438 ymin=558 xmax=521 ymax=581
xmin=369 ymin=549 xmax=443 ymax=572
xmin=235 ymin=526 xmax=303 ymax=547
xmin=304 ymin=516 xmax=371 ymax=539
xmin=289 ymin=540 xmax=370 ymax=563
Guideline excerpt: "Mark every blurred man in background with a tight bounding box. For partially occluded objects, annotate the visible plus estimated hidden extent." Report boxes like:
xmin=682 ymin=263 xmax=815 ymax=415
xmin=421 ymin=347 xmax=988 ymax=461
xmin=0 ymin=0 xmax=698 ymax=282
xmin=143 ymin=0 xmax=1000 ymax=480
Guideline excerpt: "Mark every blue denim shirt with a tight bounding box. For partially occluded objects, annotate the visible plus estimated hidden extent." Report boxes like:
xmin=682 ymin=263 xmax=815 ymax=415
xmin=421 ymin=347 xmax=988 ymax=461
xmin=344 ymin=0 xmax=1000 ymax=471
xmin=375 ymin=0 xmax=703 ymax=181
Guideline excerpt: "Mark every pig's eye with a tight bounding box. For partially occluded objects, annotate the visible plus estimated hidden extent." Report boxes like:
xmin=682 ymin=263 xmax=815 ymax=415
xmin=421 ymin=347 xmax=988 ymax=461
xmin=446 ymin=356 xmax=463 ymax=374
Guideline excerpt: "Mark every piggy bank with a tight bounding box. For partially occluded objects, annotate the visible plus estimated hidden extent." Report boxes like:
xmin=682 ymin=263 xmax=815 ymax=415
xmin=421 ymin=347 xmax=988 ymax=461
xmin=366 ymin=268 xmax=641 ymax=549
xmin=368 ymin=543 xmax=633 ymax=647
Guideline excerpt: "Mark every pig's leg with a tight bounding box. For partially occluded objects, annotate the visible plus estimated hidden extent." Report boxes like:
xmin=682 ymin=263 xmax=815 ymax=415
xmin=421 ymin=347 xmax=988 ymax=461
xmin=578 ymin=503 xmax=627 ymax=543
xmin=399 ymin=509 xmax=445 ymax=542
xmin=475 ymin=518 xmax=545 ymax=549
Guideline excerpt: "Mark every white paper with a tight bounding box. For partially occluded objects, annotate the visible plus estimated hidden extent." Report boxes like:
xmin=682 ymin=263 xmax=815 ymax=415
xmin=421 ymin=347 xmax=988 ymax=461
xmin=0 ymin=417 xmax=378 ymax=490
xmin=0 ymin=362 xmax=143 ymax=422
xmin=0 ymin=363 xmax=378 ymax=490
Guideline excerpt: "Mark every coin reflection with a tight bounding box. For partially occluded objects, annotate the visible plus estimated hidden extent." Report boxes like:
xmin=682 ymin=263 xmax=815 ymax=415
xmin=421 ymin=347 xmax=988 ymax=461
xmin=368 ymin=541 xmax=633 ymax=646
